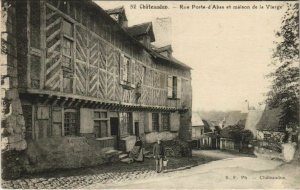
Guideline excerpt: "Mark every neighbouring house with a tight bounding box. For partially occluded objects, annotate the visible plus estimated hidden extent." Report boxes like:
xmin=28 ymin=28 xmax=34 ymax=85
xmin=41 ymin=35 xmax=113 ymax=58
xmin=220 ymin=127 xmax=236 ymax=151
xmin=1 ymin=0 xmax=192 ymax=178
xmin=220 ymin=111 xmax=248 ymax=151
xmin=223 ymin=111 xmax=248 ymax=128
xmin=255 ymin=108 xmax=286 ymax=151
xmin=191 ymin=113 xmax=220 ymax=149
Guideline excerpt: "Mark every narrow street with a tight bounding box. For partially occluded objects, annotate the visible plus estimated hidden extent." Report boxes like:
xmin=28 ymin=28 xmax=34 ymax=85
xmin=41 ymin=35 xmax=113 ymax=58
xmin=89 ymin=154 xmax=300 ymax=189
xmin=2 ymin=150 xmax=299 ymax=189
xmin=1 ymin=151 xmax=215 ymax=189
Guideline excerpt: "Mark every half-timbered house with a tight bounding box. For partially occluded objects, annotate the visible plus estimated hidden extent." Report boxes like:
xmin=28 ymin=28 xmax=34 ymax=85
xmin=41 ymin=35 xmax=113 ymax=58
xmin=1 ymin=0 xmax=192 ymax=176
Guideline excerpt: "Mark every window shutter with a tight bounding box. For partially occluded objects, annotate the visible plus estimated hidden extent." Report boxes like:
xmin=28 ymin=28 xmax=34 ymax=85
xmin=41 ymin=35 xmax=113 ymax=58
xmin=131 ymin=59 xmax=135 ymax=84
xmin=177 ymin=77 xmax=181 ymax=99
xmin=170 ymin=112 xmax=180 ymax=131
xmin=119 ymin=53 xmax=124 ymax=84
xmin=167 ymin=76 xmax=173 ymax=98
xmin=80 ymin=108 xmax=94 ymax=133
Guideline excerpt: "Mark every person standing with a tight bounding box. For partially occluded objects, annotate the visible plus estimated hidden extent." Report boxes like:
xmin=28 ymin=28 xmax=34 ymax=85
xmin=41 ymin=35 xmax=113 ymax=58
xmin=153 ymin=139 xmax=165 ymax=173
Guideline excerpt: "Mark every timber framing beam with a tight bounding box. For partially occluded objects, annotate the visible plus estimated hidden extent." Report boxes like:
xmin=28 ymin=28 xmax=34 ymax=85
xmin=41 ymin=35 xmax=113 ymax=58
xmin=20 ymin=90 xmax=186 ymax=112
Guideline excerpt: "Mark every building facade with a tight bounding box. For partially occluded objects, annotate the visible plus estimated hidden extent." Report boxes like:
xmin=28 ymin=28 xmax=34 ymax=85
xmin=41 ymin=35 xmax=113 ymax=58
xmin=1 ymin=0 xmax=192 ymax=177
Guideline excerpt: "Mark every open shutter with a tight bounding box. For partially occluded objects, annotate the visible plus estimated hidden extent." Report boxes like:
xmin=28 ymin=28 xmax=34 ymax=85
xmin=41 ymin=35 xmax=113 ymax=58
xmin=170 ymin=112 xmax=180 ymax=131
xmin=80 ymin=108 xmax=94 ymax=133
xmin=131 ymin=59 xmax=135 ymax=85
xmin=167 ymin=76 xmax=173 ymax=98
xmin=176 ymin=77 xmax=181 ymax=99
xmin=119 ymin=53 xmax=124 ymax=84
xmin=144 ymin=112 xmax=152 ymax=132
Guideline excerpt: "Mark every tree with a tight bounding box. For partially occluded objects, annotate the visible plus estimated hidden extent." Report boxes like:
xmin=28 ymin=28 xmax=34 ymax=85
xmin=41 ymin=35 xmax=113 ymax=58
xmin=266 ymin=3 xmax=299 ymax=130
xmin=266 ymin=3 xmax=299 ymax=161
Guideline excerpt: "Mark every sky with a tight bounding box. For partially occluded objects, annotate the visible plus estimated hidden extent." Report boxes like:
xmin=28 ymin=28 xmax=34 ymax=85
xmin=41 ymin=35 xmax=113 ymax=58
xmin=96 ymin=1 xmax=289 ymax=112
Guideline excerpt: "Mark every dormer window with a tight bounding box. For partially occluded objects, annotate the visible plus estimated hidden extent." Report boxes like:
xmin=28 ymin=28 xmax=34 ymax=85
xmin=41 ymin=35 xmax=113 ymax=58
xmin=155 ymin=45 xmax=173 ymax=58
xmin=105 ymin=6 xmax=128 ymax=28
xmin=126 ymin=22 xmax=155 ymax=48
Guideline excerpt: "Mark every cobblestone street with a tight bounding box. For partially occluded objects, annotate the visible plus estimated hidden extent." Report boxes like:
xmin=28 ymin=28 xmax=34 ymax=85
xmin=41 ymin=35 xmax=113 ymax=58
xmin=1 ymin=156 xmax=215 ymax=189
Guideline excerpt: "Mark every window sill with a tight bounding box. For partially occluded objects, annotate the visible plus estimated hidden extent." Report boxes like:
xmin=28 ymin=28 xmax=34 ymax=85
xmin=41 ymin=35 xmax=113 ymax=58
xmin=120 ymin=81 xmax=136 ymax=89
xmin=168 ymin=98 xmax=181 ymax=100
xmin=120 ymin=135 xmax=135 ymax=140
xmin=95 ymin=136 xmax=114 ymax=141
xmin=64 ymin=136 xmax=85 ymax=139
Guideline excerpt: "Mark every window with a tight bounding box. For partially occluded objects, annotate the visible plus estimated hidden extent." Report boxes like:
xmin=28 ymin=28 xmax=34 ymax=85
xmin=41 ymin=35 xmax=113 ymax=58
xmin=167 ymin=76 xmax=181 ymax=99
xmin=162 ymin=113 xmax=170 ymax=131
xmin=62 ymin=38 xmax=72 ymax=69
xmin=120 ymin=54 xmax=136 ymax=88
xmin=62 ymin=20 xmax=73 ymax=70
xmin=122 ymin=56 xmax=130 ymax=82
xmin=152 ymin=113 xmax=159 ymax=132
xmin=172 ymin=76 xmax=177 ymax=98
xmin=62 ymin=19 xmax=74 ymax=93
xmin=192 ymin=128 xmax=196 ymax=138
xmin=142 ymin=66 xmax=146 ymax=84
xmin=64 ymin=110 xmax=79 ymax=136
xmin=120 ymin=112 xmax=132 ymax=136
xmin=94 ymin=111 xmax=109 ymax=138
xmin=201 ymin=129 xmax=204 ymax=135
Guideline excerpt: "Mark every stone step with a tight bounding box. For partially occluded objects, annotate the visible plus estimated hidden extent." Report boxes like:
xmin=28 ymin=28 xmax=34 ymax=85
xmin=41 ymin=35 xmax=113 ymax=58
xmin=119 ymin=154 xmax=128 ymax=159
xmin=120 ymin=157 xmax=133 ymax=164
xmin=105 ymin=149 xmax=119 ymax=155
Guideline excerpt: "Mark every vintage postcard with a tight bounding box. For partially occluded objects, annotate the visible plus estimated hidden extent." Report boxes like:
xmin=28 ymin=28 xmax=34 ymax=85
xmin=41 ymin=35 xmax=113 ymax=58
xmin=1 ymin=0 xmax=299 ymax=189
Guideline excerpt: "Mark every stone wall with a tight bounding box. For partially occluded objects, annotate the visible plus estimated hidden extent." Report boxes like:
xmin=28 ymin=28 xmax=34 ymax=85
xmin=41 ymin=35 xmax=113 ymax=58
xmin=1 ymin=1 xmax=27 ymax=179
xmin=145 ymin=131 xmax=178 ymax=144
xmin=24 ymin=137 xmax=116 ymax=174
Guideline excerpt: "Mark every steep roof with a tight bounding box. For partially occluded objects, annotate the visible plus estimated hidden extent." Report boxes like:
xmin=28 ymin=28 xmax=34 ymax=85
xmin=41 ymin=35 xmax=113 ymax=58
xmin=245 ymin=110 xmax=263 ymax=135
xmin=192 ymin=112 xmax=204 ymax=126
xmin=85 ymin=1 xmax=191 ymax=70
xmin=105 ymin=6 xmax=126 ymax=15
xmin=155 ymin=45 xmax=173 ymax=53
xmin=151 ymin=51 xmax=192 ymax=69
xmin=202 ymin=120 xmax=214 ymax=133
xmin=256 ymin=108 xmax=283 ymax=132
xmin=224 ymin=111 xmax=248 ymax=127
xmin=126 ymin=22 xmax=155 ymax=42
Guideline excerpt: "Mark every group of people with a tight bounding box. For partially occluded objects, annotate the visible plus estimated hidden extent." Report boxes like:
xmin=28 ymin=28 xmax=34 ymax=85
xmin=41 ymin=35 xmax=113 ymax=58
xmin=129 ymin=137 xmax=166 ymax=173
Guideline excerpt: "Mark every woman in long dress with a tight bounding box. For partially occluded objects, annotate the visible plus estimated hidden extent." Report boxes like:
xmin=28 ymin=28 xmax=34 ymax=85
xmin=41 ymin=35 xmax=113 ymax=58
xmin=129 ymin=136 xmax=144 ymax=162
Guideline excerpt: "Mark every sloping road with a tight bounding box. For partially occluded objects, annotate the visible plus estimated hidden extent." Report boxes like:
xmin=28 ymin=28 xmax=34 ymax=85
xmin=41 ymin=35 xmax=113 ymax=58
xmin=88 ymin=156 xmax=300 ymax=189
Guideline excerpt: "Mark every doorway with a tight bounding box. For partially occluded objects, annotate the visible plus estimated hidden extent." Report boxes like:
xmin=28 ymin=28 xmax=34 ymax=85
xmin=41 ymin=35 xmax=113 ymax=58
xmin=110 ymin=117 xmax=119 ymax=149
xmin=134 ymin=122 xmax=139 ymax=137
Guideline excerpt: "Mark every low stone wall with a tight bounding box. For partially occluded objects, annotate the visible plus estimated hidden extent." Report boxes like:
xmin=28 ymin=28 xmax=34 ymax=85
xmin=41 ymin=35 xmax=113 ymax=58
xmin=23 ymin=137 xmax=116 ymax=174
xmin=144 ymin=138 xmax=192 ymax=157
xmin=144 ymin=131 xmax=178 ymax=144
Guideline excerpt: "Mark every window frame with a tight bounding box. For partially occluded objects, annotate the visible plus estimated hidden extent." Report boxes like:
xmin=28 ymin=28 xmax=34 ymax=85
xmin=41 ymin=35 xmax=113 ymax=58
xmin=94 ymin=110 xmax=109 ymax=138
xmin=64 ymin=109 xmax=79 ymax=136
xmin=61 ymin=19 xmax=74 ymax=93
xmin=167 ymin=75 xmax=181 ymax=99
xmin=61 ymin=19 xmax=74 ymax=71
xmin=152 ymin=113 xmax=159 ymax=132
xmin=161 ymin=113 xmax=170 ymax=131
xmin=119 ymin=112 xmax=133 ymax=137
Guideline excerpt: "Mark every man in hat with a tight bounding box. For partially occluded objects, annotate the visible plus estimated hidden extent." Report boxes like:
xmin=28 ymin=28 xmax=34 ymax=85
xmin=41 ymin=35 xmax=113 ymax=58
xmin=153 ymin=139 xmax=165 ymax=173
